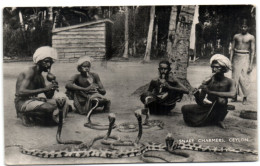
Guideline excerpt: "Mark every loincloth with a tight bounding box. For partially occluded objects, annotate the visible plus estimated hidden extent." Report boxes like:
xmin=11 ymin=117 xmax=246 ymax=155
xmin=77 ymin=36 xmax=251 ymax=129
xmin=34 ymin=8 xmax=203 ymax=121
xmin=15 ymin=97 xmax=47 ymax=114
xmin=68 ymin=90 xmax=108 ymax=115
xmin=232 ymin=50 xmax=250 ymax=97
xmin=20 ymin=99 xmax=46 ymax=112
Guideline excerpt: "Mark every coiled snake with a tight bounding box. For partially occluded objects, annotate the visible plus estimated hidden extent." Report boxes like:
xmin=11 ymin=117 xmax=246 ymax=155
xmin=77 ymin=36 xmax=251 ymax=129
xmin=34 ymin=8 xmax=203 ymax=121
xmin=83 ymin=99 xmax=164 ymax=132
xmin=84 ymin=98 xmax=116 ymax=130
xmin=6 ymin=99 xmax=258 ymax=161
xmin=117 ymin=108 xmax=164 ymax=132
xmin=101 ymin=109 xmax=143 ymax=149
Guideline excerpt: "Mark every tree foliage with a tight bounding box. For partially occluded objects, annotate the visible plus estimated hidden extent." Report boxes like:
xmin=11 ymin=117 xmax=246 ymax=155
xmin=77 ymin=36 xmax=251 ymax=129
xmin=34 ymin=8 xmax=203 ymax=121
xmin=197 ymin=5 xmax=255 ymax=57
xmin=3 ymin=6 xmax=255 ymax=59
xmin=3 ymin=7 xmax=105 ymax=58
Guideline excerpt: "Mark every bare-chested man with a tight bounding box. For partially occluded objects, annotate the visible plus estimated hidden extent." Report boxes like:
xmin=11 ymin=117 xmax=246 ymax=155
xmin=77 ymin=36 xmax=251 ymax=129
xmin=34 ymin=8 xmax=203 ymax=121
xmin=65 ymin=56 xmax=110 ymax=115
xmin=140 ymin=60 xmax=189 ymax=115
xmin=182 ymin=54 xmax=236 ymax=129
xmin=230 ymin=19 xmax=255 ymax=104
xmin=15 ymin=46 xmax=67 ymax=126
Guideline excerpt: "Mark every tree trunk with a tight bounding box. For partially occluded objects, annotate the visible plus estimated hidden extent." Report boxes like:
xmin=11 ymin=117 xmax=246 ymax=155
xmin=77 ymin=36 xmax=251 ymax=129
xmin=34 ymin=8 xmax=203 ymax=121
xmin=143 ymin=6 xmax=155 ymax=62
xmin=48 ymin=7 xmax=53 ymax=21
xmin=154 ymin=18 xmax=158 ymax=57
xmin=52 ymin=15 xmax=57 ymax=29
xmin=167 ymin=5 xmax=195 ymax=91
xmin=166 ymin=6 xmax=178 ymax=59
xmin=132 ymin=6 xmax=196 ymax=97
xmin=18 ymin=10 xmax=25 ymax=32
xmin=132 ymin=7 xmax=137 ymax=56
xmin=123 ymin=6 xmax=129 ymax=59
xmin=18 ymin=10 xmax=29 ymax=54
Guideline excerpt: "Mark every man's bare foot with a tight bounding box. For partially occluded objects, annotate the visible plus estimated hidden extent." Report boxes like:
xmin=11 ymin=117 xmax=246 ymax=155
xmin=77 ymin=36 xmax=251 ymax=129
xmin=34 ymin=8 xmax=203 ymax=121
xmin=231 ymin=97 xmax=237 ymax=102
xmin=141 ymin=108 xmax=149 ymax=115
xmin=21 ymin=115 xmax=34 ymax=127
xmin=227 ymin=104 xmax=235 ymax=110
xmin=217 ymin=121 xmax=226 ymax=129
xmin=167 ymin=112 xmax=175 ymax=116
xmin=242 ymin=97 xmax=248 ymax=105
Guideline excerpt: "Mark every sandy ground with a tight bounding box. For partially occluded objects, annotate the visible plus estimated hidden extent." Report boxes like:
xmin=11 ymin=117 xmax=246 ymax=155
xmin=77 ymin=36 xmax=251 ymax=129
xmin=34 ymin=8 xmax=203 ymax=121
xmin=3 ymin=60 xmax=258 ymax=165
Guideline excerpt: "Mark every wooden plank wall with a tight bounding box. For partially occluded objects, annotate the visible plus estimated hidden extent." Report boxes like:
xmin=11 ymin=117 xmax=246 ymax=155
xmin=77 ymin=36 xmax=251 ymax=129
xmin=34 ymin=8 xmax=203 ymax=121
xmin=52 ymin=23 xmax=107 ymax=61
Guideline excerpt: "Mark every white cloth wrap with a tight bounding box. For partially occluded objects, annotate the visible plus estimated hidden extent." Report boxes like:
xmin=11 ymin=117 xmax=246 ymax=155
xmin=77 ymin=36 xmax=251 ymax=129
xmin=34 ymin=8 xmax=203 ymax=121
xmin=210 ymin=54 xmax=231 ymax=72
xmin=33 ymin=46 xmax=58 ymax=64
xmin=77 ymin=56 xmax=93 ymax=67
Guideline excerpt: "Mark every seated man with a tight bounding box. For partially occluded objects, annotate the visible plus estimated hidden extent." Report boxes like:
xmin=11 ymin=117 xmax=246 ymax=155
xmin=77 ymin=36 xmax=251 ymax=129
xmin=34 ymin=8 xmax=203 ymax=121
xmin=65 ymin=56 xmax=110 ymax=115
xmin=182 ymin=54 xmax=236 ymax=129
xmin=15 ymin=46 xmax=68 ymax=126
xmin=140 ymin=60 xmax=189 ymax=115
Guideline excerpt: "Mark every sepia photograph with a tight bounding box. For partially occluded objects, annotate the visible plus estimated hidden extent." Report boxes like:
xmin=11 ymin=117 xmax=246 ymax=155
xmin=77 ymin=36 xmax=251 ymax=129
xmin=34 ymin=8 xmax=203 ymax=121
xmin=2 ymin=2 xmax=258 ymax=165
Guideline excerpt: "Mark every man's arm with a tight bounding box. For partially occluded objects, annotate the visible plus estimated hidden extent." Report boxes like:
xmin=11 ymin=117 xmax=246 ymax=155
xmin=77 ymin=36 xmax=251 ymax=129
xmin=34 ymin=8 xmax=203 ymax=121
xmin=194 ymin=90 xmax=207 ymax=106
xmin=43 ymin=79 xmax=57 ymax=99
xmin=17 ymin=70 xmax=56 ymax=97
xmin=229 ymin=35 xmax=237 ymax=62
xmin=200 ymin=79 xmax=236 ymax=98
xmin=164 ymin=76 xmax=189 ymax=94
xmin=93 ymin=73 xmax=106 ymax=95
xmin=147 ymin=79 xmax=156 ymax=93
xmin=248 ymin=35 xmax=256 ymax=73
xmin=193 ymin=76 xmax=213 ymax=105
xmin=65 ymin=75 xmax=97 ymax=92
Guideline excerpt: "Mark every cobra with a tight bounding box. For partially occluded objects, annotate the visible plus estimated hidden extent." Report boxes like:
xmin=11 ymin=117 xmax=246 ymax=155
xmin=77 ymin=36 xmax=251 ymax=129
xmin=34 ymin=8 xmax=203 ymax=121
xmin=84 ymin=104 xmax=163 ymax=132
xmin=56 ymin=98 xmax=83 ymax=144
xmin=117 ymin=108 xmax=164 ymax=132
xmin=6 ymin=109 xmax=182 ymax=159
xmin=5 ymin=103 xmax=258 ymax=160
xmin=7 ymin=132 xmax=257 ymax=160
xmin=84 ymin=98 xmax=116 ymax=130
xmin=101 ymin=109 xmax=143 ymax=148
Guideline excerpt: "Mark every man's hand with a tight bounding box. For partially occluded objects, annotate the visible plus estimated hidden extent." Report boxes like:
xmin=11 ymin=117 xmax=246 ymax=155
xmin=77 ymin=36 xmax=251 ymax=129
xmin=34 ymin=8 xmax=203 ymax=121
xmin=85 ymin=84 xmax=98 ymax=93
xmin=247 ymin=66 xmax=253 ymax=74
xmin=162 ymin=82 xmax=171 ymax=89
xmin=35 ymin=97 xmax=47 ymax=102
xmin=199 ymin=84 xmax=209 ymax=93
xmin=45 ymin=83 xmax=59 ymax=92
xmin=157 ymin=92 xmax=168 ymax=100
xmin=52 ymin=80 xmax=59 ymax=85
xmin=229 ymin=57 xmax=233 ymax=64
xmin=189 ymin=87 xmax=197 ymax=94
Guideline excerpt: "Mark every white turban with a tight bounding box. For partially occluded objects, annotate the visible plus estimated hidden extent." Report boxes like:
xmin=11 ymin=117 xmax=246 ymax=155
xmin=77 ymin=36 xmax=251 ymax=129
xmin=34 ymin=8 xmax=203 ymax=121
xmin=77 ymin=56 xmax=93 ymax=67
xmin=33 ymin=46 xmax=58 ymax=64
xmin=210 ymin=54 xmax=231 ymax=72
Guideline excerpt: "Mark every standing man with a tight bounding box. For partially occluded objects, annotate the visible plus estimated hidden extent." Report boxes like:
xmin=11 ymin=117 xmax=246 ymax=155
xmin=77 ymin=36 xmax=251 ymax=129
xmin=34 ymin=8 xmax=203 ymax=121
xmin=140 ymin=60 xmax=189 ymax=115
xmin=15 ymin=46 xmax=68 ymax=126
xmin=230 ymin=19 xmax=255 ymax=104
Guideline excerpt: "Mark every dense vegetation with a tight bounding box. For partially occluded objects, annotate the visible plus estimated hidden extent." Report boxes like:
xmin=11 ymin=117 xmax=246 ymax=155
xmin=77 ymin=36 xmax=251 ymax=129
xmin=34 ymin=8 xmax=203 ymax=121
xmin=3 ymin=6 xmax=255 ymax=59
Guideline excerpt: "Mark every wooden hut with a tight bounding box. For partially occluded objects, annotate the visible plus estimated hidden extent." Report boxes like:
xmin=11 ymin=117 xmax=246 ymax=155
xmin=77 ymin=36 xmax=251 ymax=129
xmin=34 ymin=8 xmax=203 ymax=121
xmin=52 ymin=19 xmax=113 ymax=61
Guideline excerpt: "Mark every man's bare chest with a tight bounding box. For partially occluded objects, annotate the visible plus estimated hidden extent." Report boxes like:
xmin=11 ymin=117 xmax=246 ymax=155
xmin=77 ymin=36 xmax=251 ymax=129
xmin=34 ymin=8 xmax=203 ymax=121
xmin=30 ymin=75 xmax=45 ymax=88
xmin=78 ymin=76 xmax=94 ymax=87
xmin=237 ymin=35 xmax=251 ymax=44
xmin=208 ymin=80 xmax=229 ymax=92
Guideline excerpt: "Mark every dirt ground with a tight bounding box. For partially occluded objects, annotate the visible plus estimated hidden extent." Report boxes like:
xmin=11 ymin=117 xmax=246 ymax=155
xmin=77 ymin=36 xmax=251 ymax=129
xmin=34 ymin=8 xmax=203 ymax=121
xmin=3 ymin=60 xmax=258 ymax=165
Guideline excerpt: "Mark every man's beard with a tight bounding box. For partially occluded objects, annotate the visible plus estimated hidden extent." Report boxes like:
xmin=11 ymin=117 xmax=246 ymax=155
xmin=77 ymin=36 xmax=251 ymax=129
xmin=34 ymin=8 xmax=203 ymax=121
xmin=40 ymin=66 xmax=49 ymax=72
xmin=159 ymin=72 xmax=168 ymax=79
xmin=161 ymin=73 xmax=166 ymax=79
